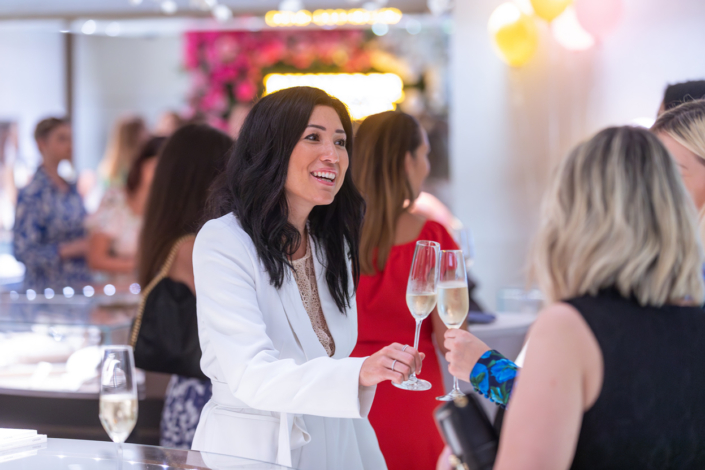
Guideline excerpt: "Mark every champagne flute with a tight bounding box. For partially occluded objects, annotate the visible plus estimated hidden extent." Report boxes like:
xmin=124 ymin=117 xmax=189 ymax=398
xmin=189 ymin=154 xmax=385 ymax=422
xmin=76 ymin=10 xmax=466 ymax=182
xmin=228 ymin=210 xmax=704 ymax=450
xmin=436 ymin=250 xmax=470 ymax=401
xmin=393 ymin=240 xmax=440 ymax=391
xmin=99 ymin=345 xmax=138 ymax=459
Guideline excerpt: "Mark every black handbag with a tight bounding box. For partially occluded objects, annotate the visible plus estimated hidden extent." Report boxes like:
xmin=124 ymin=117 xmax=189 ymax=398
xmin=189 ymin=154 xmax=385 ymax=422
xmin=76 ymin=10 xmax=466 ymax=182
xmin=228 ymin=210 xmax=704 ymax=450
xmin=435 ymin=394 xmax=499 ymax=470
xmin=130 ymin=235 xmax=207 ymax=380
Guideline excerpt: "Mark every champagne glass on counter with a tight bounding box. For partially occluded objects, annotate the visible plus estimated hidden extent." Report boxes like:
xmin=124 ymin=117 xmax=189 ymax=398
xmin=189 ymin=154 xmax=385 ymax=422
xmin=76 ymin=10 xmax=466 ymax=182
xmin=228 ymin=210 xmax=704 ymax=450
xmin=394 ymin=240 xmax=440 ymax=391
xmin=99 ymin=345 xmax=138 ymax=457
xmin=436 ymin=250 xmax=470 ymax=401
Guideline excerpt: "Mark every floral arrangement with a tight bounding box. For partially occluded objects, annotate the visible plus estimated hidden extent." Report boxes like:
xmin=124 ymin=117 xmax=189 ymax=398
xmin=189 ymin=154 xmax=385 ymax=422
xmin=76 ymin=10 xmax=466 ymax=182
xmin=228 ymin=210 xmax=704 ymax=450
xmin=184 ymin=30 xmax=375 ymax=129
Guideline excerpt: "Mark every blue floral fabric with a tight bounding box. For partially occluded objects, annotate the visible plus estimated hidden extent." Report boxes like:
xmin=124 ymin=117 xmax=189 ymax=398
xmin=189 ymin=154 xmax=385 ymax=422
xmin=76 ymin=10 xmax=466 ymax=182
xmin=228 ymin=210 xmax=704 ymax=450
xmin=13 ymin=166 xmax=90 ymax=289
xmin=160 ymin=375 xmax=212 ymax=450
xmin=470 ymin=350 xmax=518 ymax=409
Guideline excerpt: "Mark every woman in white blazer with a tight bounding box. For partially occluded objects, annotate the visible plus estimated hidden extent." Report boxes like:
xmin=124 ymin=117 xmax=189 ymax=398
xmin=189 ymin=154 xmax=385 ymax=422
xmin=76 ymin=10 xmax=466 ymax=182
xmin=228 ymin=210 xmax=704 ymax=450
xmin=191 ymin=86 xmax=425 ymax=469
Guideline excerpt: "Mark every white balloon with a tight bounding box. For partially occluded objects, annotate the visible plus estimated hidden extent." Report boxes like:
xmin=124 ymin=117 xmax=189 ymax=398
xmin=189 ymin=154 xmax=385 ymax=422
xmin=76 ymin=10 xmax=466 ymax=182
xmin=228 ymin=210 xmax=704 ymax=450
xmin=551 ymin=6 xmax=595 ymax=51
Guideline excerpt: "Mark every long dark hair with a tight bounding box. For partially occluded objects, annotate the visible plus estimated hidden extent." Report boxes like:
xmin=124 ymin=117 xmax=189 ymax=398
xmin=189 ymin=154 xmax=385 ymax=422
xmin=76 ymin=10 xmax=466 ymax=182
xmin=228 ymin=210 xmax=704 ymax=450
xmin=138 ymin=124 xmax=233 ymax=287
xmin=207 ymin=86 xmax=364 ymax=313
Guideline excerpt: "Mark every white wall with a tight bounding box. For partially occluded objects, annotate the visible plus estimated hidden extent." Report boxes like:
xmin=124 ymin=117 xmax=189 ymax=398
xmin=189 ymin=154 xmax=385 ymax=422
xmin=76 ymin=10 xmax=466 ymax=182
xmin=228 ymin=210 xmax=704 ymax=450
xmin=74 ymin=34 xmax=189 ymax=171
xmin=450 ymin=0 xmax=705 ymax=310
xmin=0 ymin=28 xmax=66 ymax=169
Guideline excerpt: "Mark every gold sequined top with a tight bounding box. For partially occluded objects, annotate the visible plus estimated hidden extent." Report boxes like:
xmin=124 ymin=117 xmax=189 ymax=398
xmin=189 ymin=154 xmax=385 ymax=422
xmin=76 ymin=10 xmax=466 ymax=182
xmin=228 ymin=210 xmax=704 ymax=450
xmin=291 ymin=244 xmax=336 ymax=357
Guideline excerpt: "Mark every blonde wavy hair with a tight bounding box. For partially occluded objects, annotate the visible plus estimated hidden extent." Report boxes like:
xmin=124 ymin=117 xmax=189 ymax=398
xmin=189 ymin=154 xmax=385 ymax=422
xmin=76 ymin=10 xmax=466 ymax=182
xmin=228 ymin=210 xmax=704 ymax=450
xmin=531 ymin=126 xmax=704 ymax=306
xmin=99 ymin=116 xmax=146 ymax=185
xmin=652 ymin=99 xmax=705 ymax=241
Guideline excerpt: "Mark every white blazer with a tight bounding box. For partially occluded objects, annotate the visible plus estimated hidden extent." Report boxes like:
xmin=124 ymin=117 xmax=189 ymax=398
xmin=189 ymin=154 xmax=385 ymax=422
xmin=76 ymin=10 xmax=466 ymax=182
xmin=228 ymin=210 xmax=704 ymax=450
xmin=191 ymin=214 xmax=386 ymax=470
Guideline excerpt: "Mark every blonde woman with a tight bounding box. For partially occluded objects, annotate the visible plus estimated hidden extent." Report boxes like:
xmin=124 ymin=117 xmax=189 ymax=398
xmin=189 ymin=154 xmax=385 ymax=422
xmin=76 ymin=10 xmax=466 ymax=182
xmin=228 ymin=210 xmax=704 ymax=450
xmin=98 ymin=116 xmax=148 ymax=187
xmin=441 ymin=101 xmax=705 ymax=418
xmin=652 ymin=100 xmax=705 ymax=239
xmin=447 ymin=126 xmax=705 ymax=469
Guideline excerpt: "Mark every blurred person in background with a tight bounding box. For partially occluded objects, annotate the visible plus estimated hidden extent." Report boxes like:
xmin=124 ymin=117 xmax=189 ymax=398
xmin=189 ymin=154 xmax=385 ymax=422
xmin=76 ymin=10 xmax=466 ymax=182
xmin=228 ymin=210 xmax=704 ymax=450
xmin=445 ymin=127 xmax=705 ymax=469
xmin=137 ymin=125 xmax=233 ymax=449
xmin=652 ymin=100 xmax=705 ymax=242
xmin=226 ymin=103 xmax=253 ymax=139
xmin=86 ymin=137 xmax=165 ymax=279
xmin=658 ymin=80 xmax=705 ymax=115
xmin=0 ymin=122 xmax=18 ymax=232
xmin=98 ymin=116 xmax=148 ymax=188
xmin=154 ymin=111 xmax=183 ymax=137
xmin=350 ymin=110 xmax=468 ymax=470
xmin=13 ymin=117 xmax=90 ymax=289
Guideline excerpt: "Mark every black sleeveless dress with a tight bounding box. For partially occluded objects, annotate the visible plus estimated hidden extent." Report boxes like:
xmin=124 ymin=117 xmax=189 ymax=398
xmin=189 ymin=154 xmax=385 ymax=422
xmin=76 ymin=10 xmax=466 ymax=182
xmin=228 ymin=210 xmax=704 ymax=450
xmin=566 ymin=289 xmax=705 ymax=469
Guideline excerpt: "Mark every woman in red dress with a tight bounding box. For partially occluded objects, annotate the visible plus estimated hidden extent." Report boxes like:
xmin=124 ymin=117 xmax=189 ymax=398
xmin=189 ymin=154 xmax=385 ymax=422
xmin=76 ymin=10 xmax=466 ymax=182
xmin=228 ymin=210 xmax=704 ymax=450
xmin=351 ymin=111 xmax=461 ymax=469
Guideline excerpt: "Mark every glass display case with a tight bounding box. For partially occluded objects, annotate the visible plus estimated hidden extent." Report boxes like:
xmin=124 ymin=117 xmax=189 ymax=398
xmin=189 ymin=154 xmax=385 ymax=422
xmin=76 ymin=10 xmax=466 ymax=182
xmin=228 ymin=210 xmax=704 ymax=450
xmin=0 ymin=285 xmax=141 ymax=398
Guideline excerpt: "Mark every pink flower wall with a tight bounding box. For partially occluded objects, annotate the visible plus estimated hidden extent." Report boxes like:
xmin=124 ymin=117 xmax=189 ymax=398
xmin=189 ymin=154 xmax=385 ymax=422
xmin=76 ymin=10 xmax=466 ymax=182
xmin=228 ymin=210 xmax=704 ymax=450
xmin=184 ymin=30 xmax=374 ymax=130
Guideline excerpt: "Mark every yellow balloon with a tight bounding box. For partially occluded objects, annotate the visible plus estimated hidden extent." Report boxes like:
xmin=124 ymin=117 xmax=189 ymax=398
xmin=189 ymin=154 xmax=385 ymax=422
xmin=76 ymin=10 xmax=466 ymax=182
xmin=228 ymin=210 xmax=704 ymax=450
xmin=530 ymin=0 xmax=572 ymax=22
xmin=488 ymin=3 xmax=539 ymax=67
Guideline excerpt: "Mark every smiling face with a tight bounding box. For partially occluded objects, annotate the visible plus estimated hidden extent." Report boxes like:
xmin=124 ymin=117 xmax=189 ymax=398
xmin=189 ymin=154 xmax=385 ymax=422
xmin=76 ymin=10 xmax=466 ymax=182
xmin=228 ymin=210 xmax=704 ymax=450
xmin=284 ymin=105 xmax=349 ymax=219
xmin=658 ymin=131 xmax=705 ymax=210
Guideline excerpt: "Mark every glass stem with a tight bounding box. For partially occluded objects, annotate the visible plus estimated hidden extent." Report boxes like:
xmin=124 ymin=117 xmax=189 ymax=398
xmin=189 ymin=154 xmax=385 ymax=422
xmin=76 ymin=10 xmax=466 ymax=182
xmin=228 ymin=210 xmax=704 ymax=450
xmin=409 ymin=319 xmax=423 ymax=381
xmin=453 ymin=376 xmax=460 ymax=393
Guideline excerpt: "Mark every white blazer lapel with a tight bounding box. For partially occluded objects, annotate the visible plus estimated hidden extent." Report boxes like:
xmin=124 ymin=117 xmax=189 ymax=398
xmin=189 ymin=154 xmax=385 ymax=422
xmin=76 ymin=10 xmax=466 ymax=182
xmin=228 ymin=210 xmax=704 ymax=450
xmin=311 ymin=241 xmax=357 ymax=359
xmin=276 ymin=266 xmax=328 ymax=360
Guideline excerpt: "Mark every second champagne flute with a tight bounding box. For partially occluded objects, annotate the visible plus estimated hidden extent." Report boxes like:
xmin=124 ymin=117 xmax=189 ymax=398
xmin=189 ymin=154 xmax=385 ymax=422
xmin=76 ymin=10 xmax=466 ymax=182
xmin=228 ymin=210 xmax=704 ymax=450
xmin=99 ymin=345 xmax=138 ymax=460
xmin=393 ymin=240 xmax=440 ymax=391
xmin=436 ymin=250 xmax=470 ymax=401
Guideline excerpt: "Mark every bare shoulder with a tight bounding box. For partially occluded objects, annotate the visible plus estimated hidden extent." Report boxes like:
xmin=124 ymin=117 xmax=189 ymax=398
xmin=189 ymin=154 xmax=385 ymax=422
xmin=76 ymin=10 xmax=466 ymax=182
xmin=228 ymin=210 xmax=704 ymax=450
xmin=530 ymin=302 xmax=603 ymax=408
xmin=532 ymin=303 xmax=587 ymax=337
xmin=529 ymin=302 xmax=596 ymax=357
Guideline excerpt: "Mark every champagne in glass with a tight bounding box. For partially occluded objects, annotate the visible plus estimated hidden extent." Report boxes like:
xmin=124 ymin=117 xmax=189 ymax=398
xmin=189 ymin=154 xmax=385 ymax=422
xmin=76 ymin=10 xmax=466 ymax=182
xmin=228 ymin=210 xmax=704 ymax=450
xmin=394 ymin=240 xmax=440 ymax=392
xmin=99 ymin=345 xmax=138 ymax=453
xmin=406 ymin=292 xmax=437 ymax=320
xmin=99 ymin=394 xmax=138 ymax=443
xmin=436 ymin=250 xmax=470 ymax=402
xmin=437 ymin=281 xmax=470 ymax=328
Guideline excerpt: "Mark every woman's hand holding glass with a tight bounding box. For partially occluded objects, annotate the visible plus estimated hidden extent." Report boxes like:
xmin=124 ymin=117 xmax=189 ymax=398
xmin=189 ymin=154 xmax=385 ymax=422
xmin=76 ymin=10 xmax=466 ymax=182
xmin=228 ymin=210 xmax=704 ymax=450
xmin=444 ymin=328 xmax=490 ymax=382
xmin=359 ymin=343 xmax=425 ymax=387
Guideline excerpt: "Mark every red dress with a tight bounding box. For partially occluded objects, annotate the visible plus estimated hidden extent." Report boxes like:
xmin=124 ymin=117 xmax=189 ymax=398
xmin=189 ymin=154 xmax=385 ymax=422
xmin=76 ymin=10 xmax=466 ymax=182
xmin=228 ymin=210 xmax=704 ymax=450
xmin=351 ymin=221 xmax=459 ymax=470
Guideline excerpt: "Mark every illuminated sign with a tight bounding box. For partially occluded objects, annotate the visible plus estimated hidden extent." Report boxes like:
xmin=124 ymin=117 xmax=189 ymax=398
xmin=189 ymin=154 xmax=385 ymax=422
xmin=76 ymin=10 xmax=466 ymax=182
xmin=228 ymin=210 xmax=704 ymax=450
xmin=265 ymin=8 xmax=403 ymax=28
xmin=264 ymin=73 xmax=405 ymax=120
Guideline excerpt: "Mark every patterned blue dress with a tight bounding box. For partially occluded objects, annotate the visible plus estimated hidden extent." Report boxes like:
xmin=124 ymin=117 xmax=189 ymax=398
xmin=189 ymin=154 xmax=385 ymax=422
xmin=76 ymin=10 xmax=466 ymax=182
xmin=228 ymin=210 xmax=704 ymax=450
xmin=13 ymin=166 xmax=90 ymax=289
